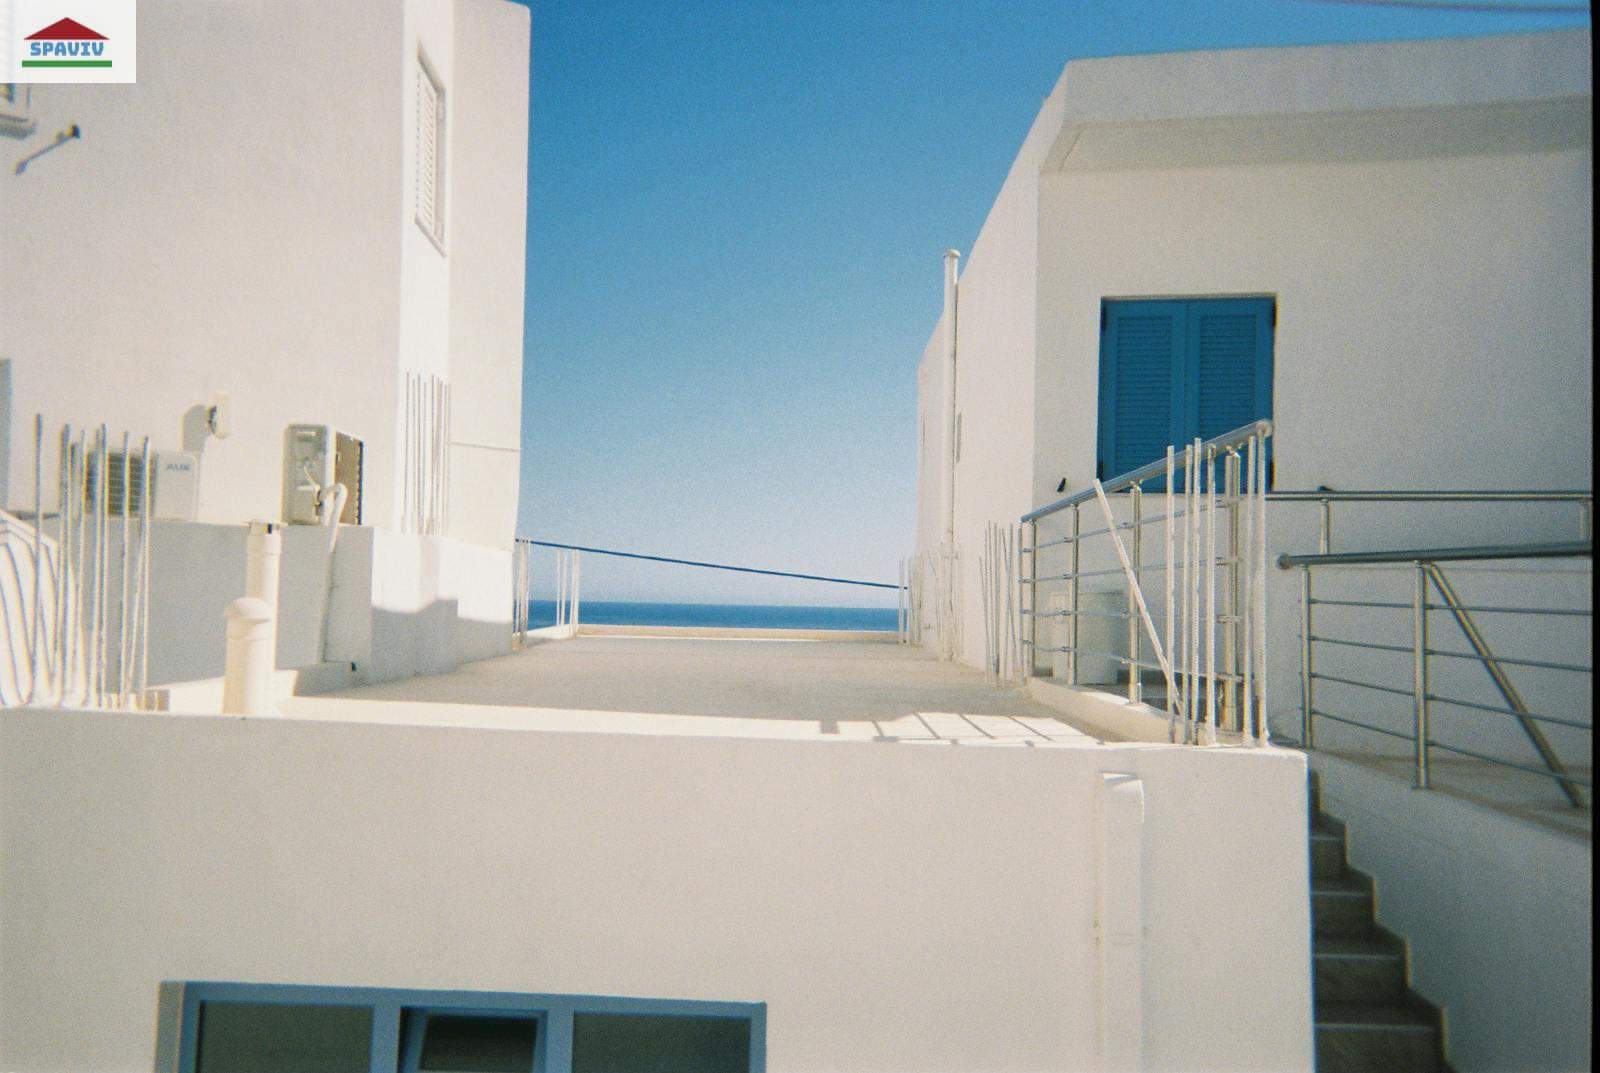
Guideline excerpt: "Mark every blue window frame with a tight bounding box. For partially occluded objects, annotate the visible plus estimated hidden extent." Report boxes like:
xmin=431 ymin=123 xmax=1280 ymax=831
xmin=157 ymin=982 xmax=766 ymax=1073
xmin=1097 ymin=296 xmax=1274 ymax=482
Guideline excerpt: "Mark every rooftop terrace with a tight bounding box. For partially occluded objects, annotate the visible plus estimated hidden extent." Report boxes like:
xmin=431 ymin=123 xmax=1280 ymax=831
xmin=282 ymin=631 xmax=1103 ymax=745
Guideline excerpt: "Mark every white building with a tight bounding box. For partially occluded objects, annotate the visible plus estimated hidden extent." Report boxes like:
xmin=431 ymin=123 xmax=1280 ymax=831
xmin=0 ymin=0 xmax=530 ymax=688
xmin=915 ymin=28 xmax=1591 ymax=1073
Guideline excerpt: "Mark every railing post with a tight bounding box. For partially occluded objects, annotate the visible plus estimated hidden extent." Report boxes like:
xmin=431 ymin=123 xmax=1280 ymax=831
xmin=1299 ymin=564 xmax=1314 ymax=749
xmin=1225 ymin=450 xmax=1240 ymax=731
xmin=1068 ymin=504 xmax=1080 ymax=686
xmin=1127 ymin=486 xmax=1142 ymax=704
xmin=1412 ymin=561 xmax=1430 ymax=790
xmin=1026 ymin=520 xmax=1037 ymax=679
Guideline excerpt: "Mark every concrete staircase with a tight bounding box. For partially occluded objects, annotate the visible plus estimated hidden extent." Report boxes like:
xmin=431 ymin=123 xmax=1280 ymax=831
xmin=1309 ymin=770 xmax=1451 ymax=1073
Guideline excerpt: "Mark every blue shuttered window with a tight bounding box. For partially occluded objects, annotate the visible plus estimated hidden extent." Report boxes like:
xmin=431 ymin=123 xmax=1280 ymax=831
xmin=1098 ymin=297 xmax=1274 ymax=480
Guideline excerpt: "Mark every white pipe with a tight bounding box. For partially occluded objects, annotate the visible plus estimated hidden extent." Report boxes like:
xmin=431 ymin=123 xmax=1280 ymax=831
xmin=222 ymin=596 xmax=274 ymax=716
xmin=1242 ymin=436 xmax=1257 ymax=741
xmin=56 ymin=424 xmax=71 ymax=702
xmin=941 ymin=250 xmax=960 ymax=648
xmin=138 ymin=438 xmax=153 ymax=707
xmin=27 ymin=414 xmax=43 ymax=703
xmin=1204 ymin=447 xmax=1218 ymax=744
xmin=118 ymin=432 xmax=131 ymax=706
xmin=1165 ymin=447 xmax=1176 ymax=741
xmin=1254 ymin=436 xmax=1270 ymax=745
xmin=572 ymin=550 xmax=581 ymax=629
xmin=245 ymin=520 xmax=282 ymax=675
xmin=1189 ymin=440 xmax=1201 ymax=744
xmin=1092 ymin=479 xmax=1180 ymax=716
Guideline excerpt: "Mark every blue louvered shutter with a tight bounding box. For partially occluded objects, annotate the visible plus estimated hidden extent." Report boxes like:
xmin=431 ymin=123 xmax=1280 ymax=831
xmin=1185 ymin=297 xmax=1274 ymax=444
xmin=1098 ymin=301 xmax=1185 ymax=480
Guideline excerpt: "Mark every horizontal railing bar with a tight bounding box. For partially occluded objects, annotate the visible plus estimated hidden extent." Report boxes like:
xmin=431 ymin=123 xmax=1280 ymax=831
xmin=1312 ymin=709 xmax=1595 ymax=786
xmin=1310 ymin=708 xmax=1415 ymax=741
xmin=1311 ymin=672 xmax=1594 ymax=730
xmin=1022 ymin=420 xmax=1271 ymax=522
xmin=1310 ymin=634 xmax=1411 ymax=655
xmin=1311 ymin=598 xmax=1591 ymax=617
xmin=1310 ymin=634 xmax=1593 ymax=673
xmin=1423 ymin=739 xmax=1594 ymax=787
xmin=1310 ymin=671 xmax=1414 ymax=699
xmin=1269 ymin=489 xmax=1592 ymax=504
xmin=1427 ymin=693 xmax=1593 ymax=731
xmin=1279 ymin=541 xmax=1592 ymax=569
xmin=1426 ymin=648 xmax=1591 ymax=674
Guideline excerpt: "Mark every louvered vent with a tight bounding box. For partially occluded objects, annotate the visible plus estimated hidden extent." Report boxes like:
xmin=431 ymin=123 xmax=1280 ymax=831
xmin=85 ymin=452 xmax=149 ymax=517
xmin=415 ymin=54 xmax=446 ymax=248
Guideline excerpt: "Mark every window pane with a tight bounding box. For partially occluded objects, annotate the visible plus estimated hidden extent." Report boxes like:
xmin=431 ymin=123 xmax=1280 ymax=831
xmin=572 ymin=1013 xmax=751 ymax=1073
xmin=419 ymin=1014 xmax=537 ymax=1072
xmin=196 ymin=1001 xmax=372 ymax=1073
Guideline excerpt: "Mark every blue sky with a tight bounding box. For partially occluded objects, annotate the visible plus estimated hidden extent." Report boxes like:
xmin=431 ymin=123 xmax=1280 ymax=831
xmin=517 ymin=0 xmax=1588 ymax=605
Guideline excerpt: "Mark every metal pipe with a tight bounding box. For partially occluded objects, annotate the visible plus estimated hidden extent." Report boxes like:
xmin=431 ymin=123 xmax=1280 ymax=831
xmin=1412 ymin=563 xmax=1430 ymax=790
xmin=1226 ymin=450 xmax=1240 ymax=731
xmin=1254 ymin=435 xmax=1269 ymax=745
xmin=1189 ymin=441 xmax=1201 ymax=742
xmin=1204 ymin=446 xmax=1217 ymax=743
xmin=1279 ymin=541 xmax=1591 ymax=568
xmin=1165 ymin=447 xmax=1176 ymax=740
xmin=1024 ymin=420 xmax=1271 ymax=522
xmin=1267 ymin=489 xmax=1592 ymax=503
xmin=1127 ymin=488 xmax=1141 ymax=705
xmin=1299 ymin=565 xmax=1313 ymax=748
xmin=1068 ymin=505 xmax=1080 ymax=685
xmin=118 ymin=432 xmax=131 ymax=706
xmin=941 ymin=250 xmax=960 ymax=634
xmin=56 ymin=424 xmax=71 ymax=702
xmin=27 ymin=414 xmax=43 ymax=703
xmin=139 ymin=438 xmax=152 ymax=706
xmin=1025 ymin=520 xmax=1037 ymax=678
xmin=1241 ymin=437 xmax=1256 ymax=741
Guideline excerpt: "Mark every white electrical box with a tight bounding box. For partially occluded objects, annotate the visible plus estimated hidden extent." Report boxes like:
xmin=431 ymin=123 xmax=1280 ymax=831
xmin=282 ymin=424 xmax=363 ymax=525
xmin=153 ymin=452 xmax=201 ymax=521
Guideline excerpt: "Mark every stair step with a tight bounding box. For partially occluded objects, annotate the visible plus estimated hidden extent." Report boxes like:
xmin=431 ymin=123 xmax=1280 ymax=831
xmin=1312 ymin=871 xmax=1374 ymax=938
xmin=1310 ymin=814 xmax=1346 ymax=880
xmin=1316 ymin=1001 xmax=1443 ymax=1073
xmin=1314 ymin=935 xmax=1406 ymax=1003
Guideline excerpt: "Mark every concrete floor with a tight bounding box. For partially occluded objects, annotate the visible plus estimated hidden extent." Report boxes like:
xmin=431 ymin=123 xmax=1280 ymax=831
xmin=291 ymin=634 xmax=1100 ymax=745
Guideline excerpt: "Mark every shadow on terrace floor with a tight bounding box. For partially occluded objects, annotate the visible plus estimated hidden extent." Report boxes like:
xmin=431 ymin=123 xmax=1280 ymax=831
xmin=323 ymin=634 xmax=1098 ymax=741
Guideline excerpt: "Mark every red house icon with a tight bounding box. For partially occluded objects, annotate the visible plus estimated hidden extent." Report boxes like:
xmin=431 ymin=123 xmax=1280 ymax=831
xmin=25 ymin=17 xmax=107 ymax=41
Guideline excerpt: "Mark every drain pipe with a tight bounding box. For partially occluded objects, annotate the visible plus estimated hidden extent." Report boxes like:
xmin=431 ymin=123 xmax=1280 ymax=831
xmin=224 ymin=520 xmax=281 ymax=716
xmin=244 ymin=521 xmax=281 ymax=675
xmin=222 ymin=597 xmax=273 ymax=715
xmin=942 ymin=249 xmax=960 ymax=654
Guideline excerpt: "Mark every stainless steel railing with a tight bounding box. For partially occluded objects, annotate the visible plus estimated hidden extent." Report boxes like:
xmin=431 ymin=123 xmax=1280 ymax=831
xmin=1020 ymin=420 xmax=1273 ymax=745
xmin=1276 ymin=491 xmax=1592 ymax=807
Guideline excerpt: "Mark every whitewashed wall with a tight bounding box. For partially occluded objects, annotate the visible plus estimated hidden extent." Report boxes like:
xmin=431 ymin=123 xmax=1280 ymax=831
xmin=0 ymin=707 xmax=1312 ymax=1073
xmin=0 ymin=1 xmax=405 ymax=533
xmin=0 ymin=0 xmax=530 ymax=554
xmin=446 ymin=0 xmax=530 ymax=552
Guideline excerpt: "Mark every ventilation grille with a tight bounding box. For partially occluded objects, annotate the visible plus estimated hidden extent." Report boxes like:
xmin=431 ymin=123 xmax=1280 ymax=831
xmin=85 ymin=452 xmax=150 ymax=517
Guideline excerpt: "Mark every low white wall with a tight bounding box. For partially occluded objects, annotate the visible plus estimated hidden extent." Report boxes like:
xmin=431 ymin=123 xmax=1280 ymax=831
xmin=140 ymin=521 xmax=509 ymax=690
xmin=0 ymin=708 xmax=1312 ymax=1073
xmin=1312 ymin=751 xmax=1592 ymax=1073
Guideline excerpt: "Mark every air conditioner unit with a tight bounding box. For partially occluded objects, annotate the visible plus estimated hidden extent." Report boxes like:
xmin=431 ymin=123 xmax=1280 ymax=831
xmin=282 ymin=424 xmax=363 ymax=525
xmin=85 ymin=450 xmax=200 ymax=522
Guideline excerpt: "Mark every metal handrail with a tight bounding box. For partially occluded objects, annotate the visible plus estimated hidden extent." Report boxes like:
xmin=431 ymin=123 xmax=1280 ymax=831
xmin=1019 ymin=420 xmax=1272 ymax=746
xmin=1022 ymin=420 xmax=1271 ymax=523
xmin=1279 ymin=541 xmax=1591 ymax=569
xmin=1281 ymin=533 xmax=1590 ymax=807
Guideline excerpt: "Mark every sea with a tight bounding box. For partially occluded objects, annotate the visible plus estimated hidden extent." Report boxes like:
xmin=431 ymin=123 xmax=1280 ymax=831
xmin=523 ymin=600 xmax=898 ymax=632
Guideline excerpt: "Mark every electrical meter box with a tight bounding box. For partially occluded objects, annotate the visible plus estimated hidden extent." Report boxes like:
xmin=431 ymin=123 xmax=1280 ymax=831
xmin=282 ymin=424 xmax=363 ymax=525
